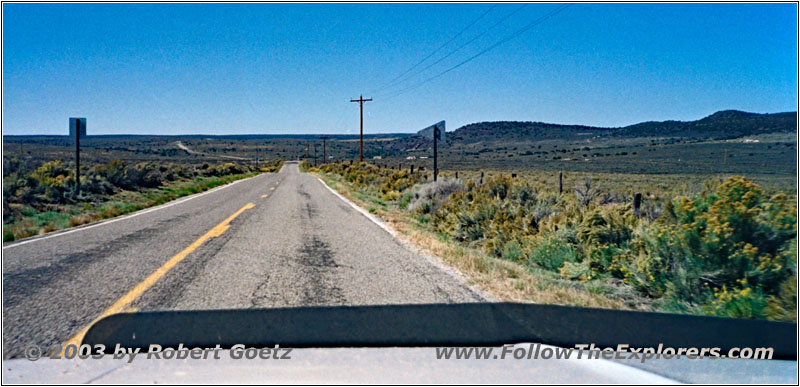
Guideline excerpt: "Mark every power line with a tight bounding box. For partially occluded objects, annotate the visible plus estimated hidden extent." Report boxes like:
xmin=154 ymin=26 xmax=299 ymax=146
xmin=374 ymin=4 xmax=528 ymax=97
xmin=377 ymin=4 xmax=572 ymax=102
xmin=369 ymin=5 xmax=498 ymax=94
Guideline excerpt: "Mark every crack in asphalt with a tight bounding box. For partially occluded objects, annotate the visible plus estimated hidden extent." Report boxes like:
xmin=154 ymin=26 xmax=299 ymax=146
xmin=297 ymin=235 xmax=346 ymax=305
xmin=250 ymin=274 xmax=273 ymax=307
xmin=295 ymin=183 xmax=346 ymax=305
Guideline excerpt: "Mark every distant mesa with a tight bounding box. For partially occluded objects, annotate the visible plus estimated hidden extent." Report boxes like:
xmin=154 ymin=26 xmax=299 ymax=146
xmin=385 ymin=110 xmax=796 ymax=155
xmin=415 ymin=110 xmax=796 ymax=144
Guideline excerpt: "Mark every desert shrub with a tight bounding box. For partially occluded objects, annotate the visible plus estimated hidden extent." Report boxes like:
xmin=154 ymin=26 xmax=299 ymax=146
xmin=399 ymin=191 xmax=415 ymax=209
xmin=765 ymin=254 xmax=797 ymax=321
xmin=576 ymin=205 xmax=636 ymax=247
xmin=574 ymin=179 xmax=600 ymax=207
xmin=528 ymin=234 xmax=581 ymax=271
xmin=3 ymin=158 xmax=264 ymax=243
xmin=31 ymin=160 xmax=70 ymax=183
xmin=3 ymin=171 xmax=38 ymax=208
xmin=487 ymin=174 xmax=512 ymax=200
xmin=435 ymin=193 xmax=497 ymax=242
xmin=560 ymin=260 xmax=592 ymax=281
xmin=501 ymin=240 xmax=525 ymax=262
xmin=96 ymin=159 xmax=128 ymax=187
xmin=408 ymin=179 xmax=465 ymax=214
xmin=632 ymin=177 xmax=797 ymax=319
xmin=31 ymin=161 xmax=73 ymax=202
xmin=309 ymin=163 xmax=797 ymax=321
xmin=212 ymin=162 xmax=245 ymax=176
xmin=83 ymin=173 xmax=116 ymax=195
xmin=126 ymin=162 xmax=162 ymax=188
xmin=260 ymin=159 xmax=284 ymax=173
xmin=380 ymin=190 xmax=401 ymax=202
xmin=379 ymin=169 xmax=416 ymax=194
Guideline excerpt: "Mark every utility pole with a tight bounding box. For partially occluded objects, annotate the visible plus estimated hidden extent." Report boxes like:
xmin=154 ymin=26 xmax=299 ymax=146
xmin=313 ymin=143 xmax=318 ymax=166
xmin=350 ymin=95 xmax=372 ymax=162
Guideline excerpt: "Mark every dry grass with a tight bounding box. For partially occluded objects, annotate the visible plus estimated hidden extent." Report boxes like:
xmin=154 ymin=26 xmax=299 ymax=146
xmin=315 ymin=171 xmax=643 ymax=311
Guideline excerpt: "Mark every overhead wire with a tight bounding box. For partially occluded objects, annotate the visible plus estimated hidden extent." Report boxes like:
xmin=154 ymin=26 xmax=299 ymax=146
xmin=368 ymin=4 xmax=498 ymax=95
xmin=374 ymin=4 xmax=528 ymax=97
xmin=375 ymin=4 xmax=572 ymax=103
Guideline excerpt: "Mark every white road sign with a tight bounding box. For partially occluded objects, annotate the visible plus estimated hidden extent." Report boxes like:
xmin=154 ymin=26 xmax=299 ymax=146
xmin=417 ymin=121 xmax=445 ymax=143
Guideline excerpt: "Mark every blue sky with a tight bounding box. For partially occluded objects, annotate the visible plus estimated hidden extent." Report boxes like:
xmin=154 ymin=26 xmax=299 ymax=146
xmin=2 ymin=3 xmax=797 ymax=135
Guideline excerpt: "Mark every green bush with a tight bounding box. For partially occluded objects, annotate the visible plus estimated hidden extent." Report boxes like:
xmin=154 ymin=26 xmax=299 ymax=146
xmin=528 ymin=234 xmax=580 ymax=271
xmin=633 ymin=177 xmax=797 ymax=320
xmin=311 ymin=163 xmax=797 ymax=321
xmin=30 ymin=161 xmax=74 ymax=203
xmin=126 ymin=162 xmax=162 ymax=188
xmin=96 ymin=159 xmax=128 ymax=187
xmin=408 ymin=179 xmax=465 ymax=214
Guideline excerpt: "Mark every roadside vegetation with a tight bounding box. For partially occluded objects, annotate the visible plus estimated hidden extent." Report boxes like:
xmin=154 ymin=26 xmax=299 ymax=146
xmin=307 ymin=161 xmax=797 ymax=322
xmin=3 ymin=158 xmax=283 ymax=242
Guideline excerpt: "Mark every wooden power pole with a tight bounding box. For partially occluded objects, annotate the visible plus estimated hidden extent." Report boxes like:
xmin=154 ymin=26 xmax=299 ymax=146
xmin=350 ymin=95 xmax=372 ymax=162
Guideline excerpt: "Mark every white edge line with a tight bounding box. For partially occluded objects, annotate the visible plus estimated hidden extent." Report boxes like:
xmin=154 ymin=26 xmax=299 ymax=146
xmin=314 ymin=177 xmax=681 ymax=380
xmin=315 ymin=177 xmax=397 ymax=237
xmin=315 ymin=176 xmax=495 ymax=302
xmin=3 ymin=173 xmax=267 ymax=249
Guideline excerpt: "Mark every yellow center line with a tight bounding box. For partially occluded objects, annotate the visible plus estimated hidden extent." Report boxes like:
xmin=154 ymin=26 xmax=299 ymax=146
xmin=270 ymin=187 xmax=275 ymax=191
xmin=61 ymin=202 xmax=255 ymax=350
xmin=261 ymin=194 xmax=268 ymax=198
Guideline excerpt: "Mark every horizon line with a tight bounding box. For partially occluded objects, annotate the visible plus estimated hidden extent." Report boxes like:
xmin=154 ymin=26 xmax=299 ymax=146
xmin=2 ymin=109 xmax=796 ymax=137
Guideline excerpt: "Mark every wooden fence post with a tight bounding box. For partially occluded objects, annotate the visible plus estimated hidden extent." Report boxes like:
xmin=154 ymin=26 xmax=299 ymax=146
xmin=633 ymin=193 xmax=642 ymax=217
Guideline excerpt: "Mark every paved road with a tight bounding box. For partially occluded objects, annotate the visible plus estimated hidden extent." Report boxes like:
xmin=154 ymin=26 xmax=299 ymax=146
xmin=2 ymin=162 xmax=483 ymax=358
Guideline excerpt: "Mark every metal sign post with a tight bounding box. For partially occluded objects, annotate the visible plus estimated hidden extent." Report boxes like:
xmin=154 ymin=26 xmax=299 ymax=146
xmin=69 ymin=118 xmax=86 ymax=197
xmin=417 ymin=121 xmax=445 ymax=182
xmin=434 ymin=125 xmax=438 ymax=182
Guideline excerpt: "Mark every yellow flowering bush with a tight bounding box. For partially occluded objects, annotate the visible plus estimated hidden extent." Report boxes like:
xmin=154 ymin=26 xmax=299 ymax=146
xmin=313 ymin=162 xmax=797 ymax=321
xmin=636 ymin=176 xmax=796 ymax=320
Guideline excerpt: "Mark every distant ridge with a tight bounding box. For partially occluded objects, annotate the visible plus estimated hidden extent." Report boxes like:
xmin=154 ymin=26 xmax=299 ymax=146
xmin=445 ymin=110 xmax=797 ymax=144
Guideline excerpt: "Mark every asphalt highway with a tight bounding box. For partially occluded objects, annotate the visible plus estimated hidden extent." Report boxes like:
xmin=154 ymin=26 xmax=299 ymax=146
xmin=2 ymin=162 xmax=483 ymax=358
